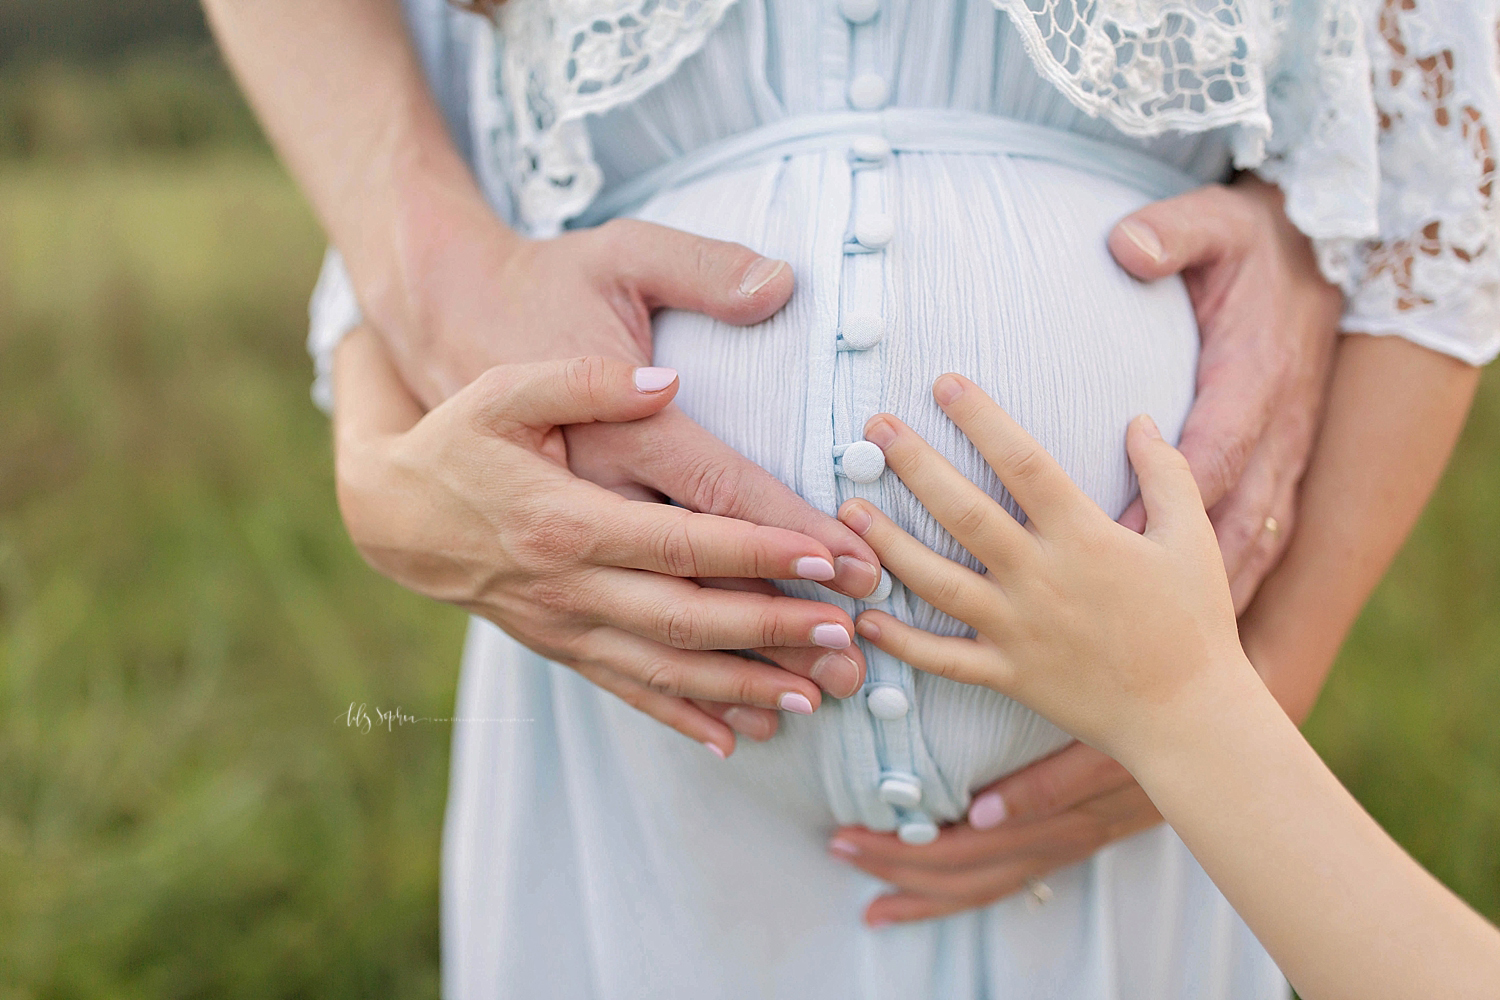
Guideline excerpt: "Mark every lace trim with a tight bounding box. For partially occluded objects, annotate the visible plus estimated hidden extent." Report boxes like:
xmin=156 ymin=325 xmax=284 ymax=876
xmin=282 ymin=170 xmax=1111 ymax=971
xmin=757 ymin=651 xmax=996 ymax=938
xmin=461 ymin=0 xmax=1500 ymax=361
xmin=472 ymin=0 xmax=740 ymax=236
xmin=986 ymin=0 xmax=1282 ymax=143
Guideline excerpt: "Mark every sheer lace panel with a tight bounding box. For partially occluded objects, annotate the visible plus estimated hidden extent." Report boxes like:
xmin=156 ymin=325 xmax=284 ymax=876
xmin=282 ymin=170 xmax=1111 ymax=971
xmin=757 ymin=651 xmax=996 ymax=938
xmin=1357 ymin=0 xmax=1496 ymax=316
xmin=987 ymin=0 xmax=1284 ymax=138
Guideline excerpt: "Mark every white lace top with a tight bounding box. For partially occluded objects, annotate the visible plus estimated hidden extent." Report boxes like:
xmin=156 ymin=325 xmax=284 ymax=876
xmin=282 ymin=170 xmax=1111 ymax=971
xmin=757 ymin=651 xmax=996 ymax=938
xmin=477 ymin=0 xmax=1500 ymax=365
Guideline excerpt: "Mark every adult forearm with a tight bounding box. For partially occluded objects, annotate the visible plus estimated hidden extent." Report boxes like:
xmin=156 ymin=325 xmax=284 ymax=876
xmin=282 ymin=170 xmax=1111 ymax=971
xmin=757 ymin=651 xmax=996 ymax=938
xmin=1132 ymin=675 xmax=1500 ymax=1000
xmin=202 ymin=0 xmax=513 ymax=398
xmin=1239 ymin=333 xmax=1481 ymax=722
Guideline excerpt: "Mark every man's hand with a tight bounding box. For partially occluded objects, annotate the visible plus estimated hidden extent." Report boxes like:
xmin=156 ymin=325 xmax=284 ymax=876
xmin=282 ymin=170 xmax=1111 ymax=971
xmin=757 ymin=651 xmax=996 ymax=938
xmin=1110 ymin=175 xmax=1343 ymax=610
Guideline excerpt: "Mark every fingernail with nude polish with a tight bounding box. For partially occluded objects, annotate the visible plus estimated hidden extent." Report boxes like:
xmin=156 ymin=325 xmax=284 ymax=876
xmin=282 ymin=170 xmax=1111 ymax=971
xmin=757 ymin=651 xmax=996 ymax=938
xmin=794 ymin=556 xmax=836 ymax=581
xmin=704 ymin=741 xmax=727 ymax=760
xmin=634 ymin=367 xmax=678 ymax=392
xmin=839 ymin=504 xmax=873 ymax=537
xmin=722 ymin=706 xmax=774 ymax=741
xmin=829 ymin=837 xmax=861 ymax=858
xmin=933 ymin=374 xmax=964 ymax=406
xmin=739 ymin=257 xmax=787 ymax=297
xmin=811 ymin=652 xmax=860 ymax=698
xmin=1139 ymin=414 xmax=1162 ymax=440
xmin=863 ymin=417 xmax=897 ymax=449
xmin=1118 ymin=219 xmax=1163 ymax=263
xmin=834 ymin=555 xmax=880 ymax=595
xmin=968 ymin=791 xmax=1007 ymax=830
xmin=812 ymin=623 xmax=851 ymax=649
xmin=779 ymin=692 xmax=815 ymax=715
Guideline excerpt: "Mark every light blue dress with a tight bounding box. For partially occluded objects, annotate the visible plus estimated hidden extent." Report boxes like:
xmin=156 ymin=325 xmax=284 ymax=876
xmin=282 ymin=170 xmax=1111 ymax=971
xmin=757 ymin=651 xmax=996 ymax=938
xmin=304 ymin=0 xmax=1500 ymax=997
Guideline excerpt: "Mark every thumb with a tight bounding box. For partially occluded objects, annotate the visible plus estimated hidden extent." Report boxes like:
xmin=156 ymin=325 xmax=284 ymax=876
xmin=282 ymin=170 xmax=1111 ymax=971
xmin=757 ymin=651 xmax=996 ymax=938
xmin=465 ymin=356 xmax=680 ymax=433
xmin=1125 ymin=415 xmax=1208 ymax=539
xmin=1108 ymin=183 xmax=1254 ymax=281
xmin=605 ymin=219 xmax=795 ymax=325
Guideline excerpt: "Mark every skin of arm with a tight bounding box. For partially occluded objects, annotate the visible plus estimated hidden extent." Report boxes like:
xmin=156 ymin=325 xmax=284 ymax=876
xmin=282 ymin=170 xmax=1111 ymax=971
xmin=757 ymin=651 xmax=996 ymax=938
xmin=1238 ymin=333 xmax=1481 ymax=721
xmin=836 ymin=373 xmax=1500 ymax=1000
xmin=829 ymin=329 xmax=1478 ymax=926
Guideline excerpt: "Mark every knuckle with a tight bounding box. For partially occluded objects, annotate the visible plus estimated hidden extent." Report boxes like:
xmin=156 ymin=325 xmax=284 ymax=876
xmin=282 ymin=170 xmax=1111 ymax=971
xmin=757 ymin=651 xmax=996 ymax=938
xmin=659 ymin=604 xmax=707 ymax=649
xmin=562 ymin=354 xmax=611 ymax=405
xmin=654 ymin=520 xmax=702 ymax=576
xmin=950 ymin=495 xmax=992 ymax=538
xmin=1002 ymin=441 xmax=1047 ymax=486
xmin=756 ymin=611 xmax=791 ymax=650
xmin=679 ymin=455 xmax=746 ymax=517
xmin=640 ymin=658 xmax=685 ymax=696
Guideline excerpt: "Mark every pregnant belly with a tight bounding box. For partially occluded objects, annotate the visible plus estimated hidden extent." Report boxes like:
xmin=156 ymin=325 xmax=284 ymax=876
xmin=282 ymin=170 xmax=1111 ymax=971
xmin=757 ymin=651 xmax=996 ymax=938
xmin=633 ymin=150 xmax=1198 ymax=825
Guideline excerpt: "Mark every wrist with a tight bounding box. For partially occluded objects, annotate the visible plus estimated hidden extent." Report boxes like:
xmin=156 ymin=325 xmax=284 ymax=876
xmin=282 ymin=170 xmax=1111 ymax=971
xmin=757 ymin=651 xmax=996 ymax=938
xmin=1112 ymin=652 xmax=1275 ymax=783
xmin=355 ymin=120 xmax=523 ymax=403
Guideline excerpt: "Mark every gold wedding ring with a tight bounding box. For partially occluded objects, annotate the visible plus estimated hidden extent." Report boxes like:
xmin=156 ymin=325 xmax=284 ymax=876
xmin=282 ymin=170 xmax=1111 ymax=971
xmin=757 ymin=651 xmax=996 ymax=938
xmin=1263 ymin=515 xmax=1280 ymax=537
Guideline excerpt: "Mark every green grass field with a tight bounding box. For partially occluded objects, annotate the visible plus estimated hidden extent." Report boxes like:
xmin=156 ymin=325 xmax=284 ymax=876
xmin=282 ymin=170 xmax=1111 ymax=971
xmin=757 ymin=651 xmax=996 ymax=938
xmin=0 ymin=62 xmax=1496 ymax=1000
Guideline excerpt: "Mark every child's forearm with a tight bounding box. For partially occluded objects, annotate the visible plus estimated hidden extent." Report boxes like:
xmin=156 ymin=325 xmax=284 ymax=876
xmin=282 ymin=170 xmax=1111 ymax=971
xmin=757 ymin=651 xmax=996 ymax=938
xmin=1130 ymin=671 xmax=1500 ymax=1000
xmin=1241 ymin=334 xmax=1481 ymax=723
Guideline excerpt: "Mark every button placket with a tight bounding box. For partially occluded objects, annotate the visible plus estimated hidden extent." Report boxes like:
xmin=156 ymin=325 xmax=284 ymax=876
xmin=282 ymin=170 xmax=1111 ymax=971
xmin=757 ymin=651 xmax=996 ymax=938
xmin=828 ymin=0 xmax=941 ymax=841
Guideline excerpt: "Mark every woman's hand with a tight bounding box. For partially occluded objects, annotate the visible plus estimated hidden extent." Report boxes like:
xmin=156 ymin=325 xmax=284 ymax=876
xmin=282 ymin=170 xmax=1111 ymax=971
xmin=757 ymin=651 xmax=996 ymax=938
xmin=333 ymin=328 xmax=876 ymax=756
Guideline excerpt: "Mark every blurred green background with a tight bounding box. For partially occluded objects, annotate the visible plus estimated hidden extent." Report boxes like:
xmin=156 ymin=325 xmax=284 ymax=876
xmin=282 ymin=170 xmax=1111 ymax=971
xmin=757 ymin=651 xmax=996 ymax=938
xmin=0 ymin=2 xmax=1496 ymax=997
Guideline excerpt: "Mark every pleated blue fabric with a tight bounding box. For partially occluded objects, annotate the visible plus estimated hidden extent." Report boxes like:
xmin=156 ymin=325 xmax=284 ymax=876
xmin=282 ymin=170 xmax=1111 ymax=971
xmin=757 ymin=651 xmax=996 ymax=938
xmin=320 ymin=1 xmax=1296 ymax=996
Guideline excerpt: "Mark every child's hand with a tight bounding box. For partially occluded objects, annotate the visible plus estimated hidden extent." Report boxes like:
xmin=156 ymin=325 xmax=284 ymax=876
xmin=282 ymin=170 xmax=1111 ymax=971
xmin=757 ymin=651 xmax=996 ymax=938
xmin=842 ymin=374 xmax=1258 ymax=765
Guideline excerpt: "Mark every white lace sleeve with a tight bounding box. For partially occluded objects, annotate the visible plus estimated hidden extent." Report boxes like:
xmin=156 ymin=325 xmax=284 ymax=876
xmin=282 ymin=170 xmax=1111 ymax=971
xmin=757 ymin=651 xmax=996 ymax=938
xmin=1262 ymin=0 xmax=1500 ymax=365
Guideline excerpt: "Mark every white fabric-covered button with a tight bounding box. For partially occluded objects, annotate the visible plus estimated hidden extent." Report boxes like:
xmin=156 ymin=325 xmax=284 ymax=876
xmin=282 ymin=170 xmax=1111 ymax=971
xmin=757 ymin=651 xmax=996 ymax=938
xmin=866 ymin=684 xmax=909 ymax=720
xmin=837 ymin=441 xmax=886 ymax=482
xmin=878 ymin=775 xmax=923 ymax=809
xmin=897 ymin=816 xmax=940 ymax=846
xmin=853 ymin=212 xmax=894 ymax=250
xmin=849 ymin=73 xmax=889 ymax=111
xmin=869 ymin=568 xmax=894 ymax=602
xmin=838 ymin=313 xmax=885 ymax=350
xmin=850 ymin=134 xmax=892 ymax=163
xmin=839 ymin=0 xmax=881 ymax=24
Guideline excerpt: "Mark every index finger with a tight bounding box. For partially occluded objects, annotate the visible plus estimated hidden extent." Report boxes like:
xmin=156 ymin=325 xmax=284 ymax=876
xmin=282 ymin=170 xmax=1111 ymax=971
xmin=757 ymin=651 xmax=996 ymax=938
xmin=623 ymin=407 xmax=883 ymax=598
xmin=591 ymin=500 xmax=845 ymax=583
xmin=931 ymin=375 xmax=1097 ymax=532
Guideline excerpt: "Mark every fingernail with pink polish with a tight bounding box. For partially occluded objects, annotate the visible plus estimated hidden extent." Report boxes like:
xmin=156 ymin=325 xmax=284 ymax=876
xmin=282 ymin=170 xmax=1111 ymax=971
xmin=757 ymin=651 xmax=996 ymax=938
xmin=778 ymin=692 xmax=815 ymax=715
xmin=829 ymin=837 xmax=861 ymax=858
xmin=634 ymin=367 xmax=678 ymax=392
xmin=739 ymin=257 xmax=786 ymax=297
xmin=812 ymin=623 xmax=851 ymax=649
xmin=795 ymin=556 xmax=836 ymax=581
xmin=968 ymin=791 xmax=1007 ymax=830
xmin=704 ymin=741 xmax=727 ymax=759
